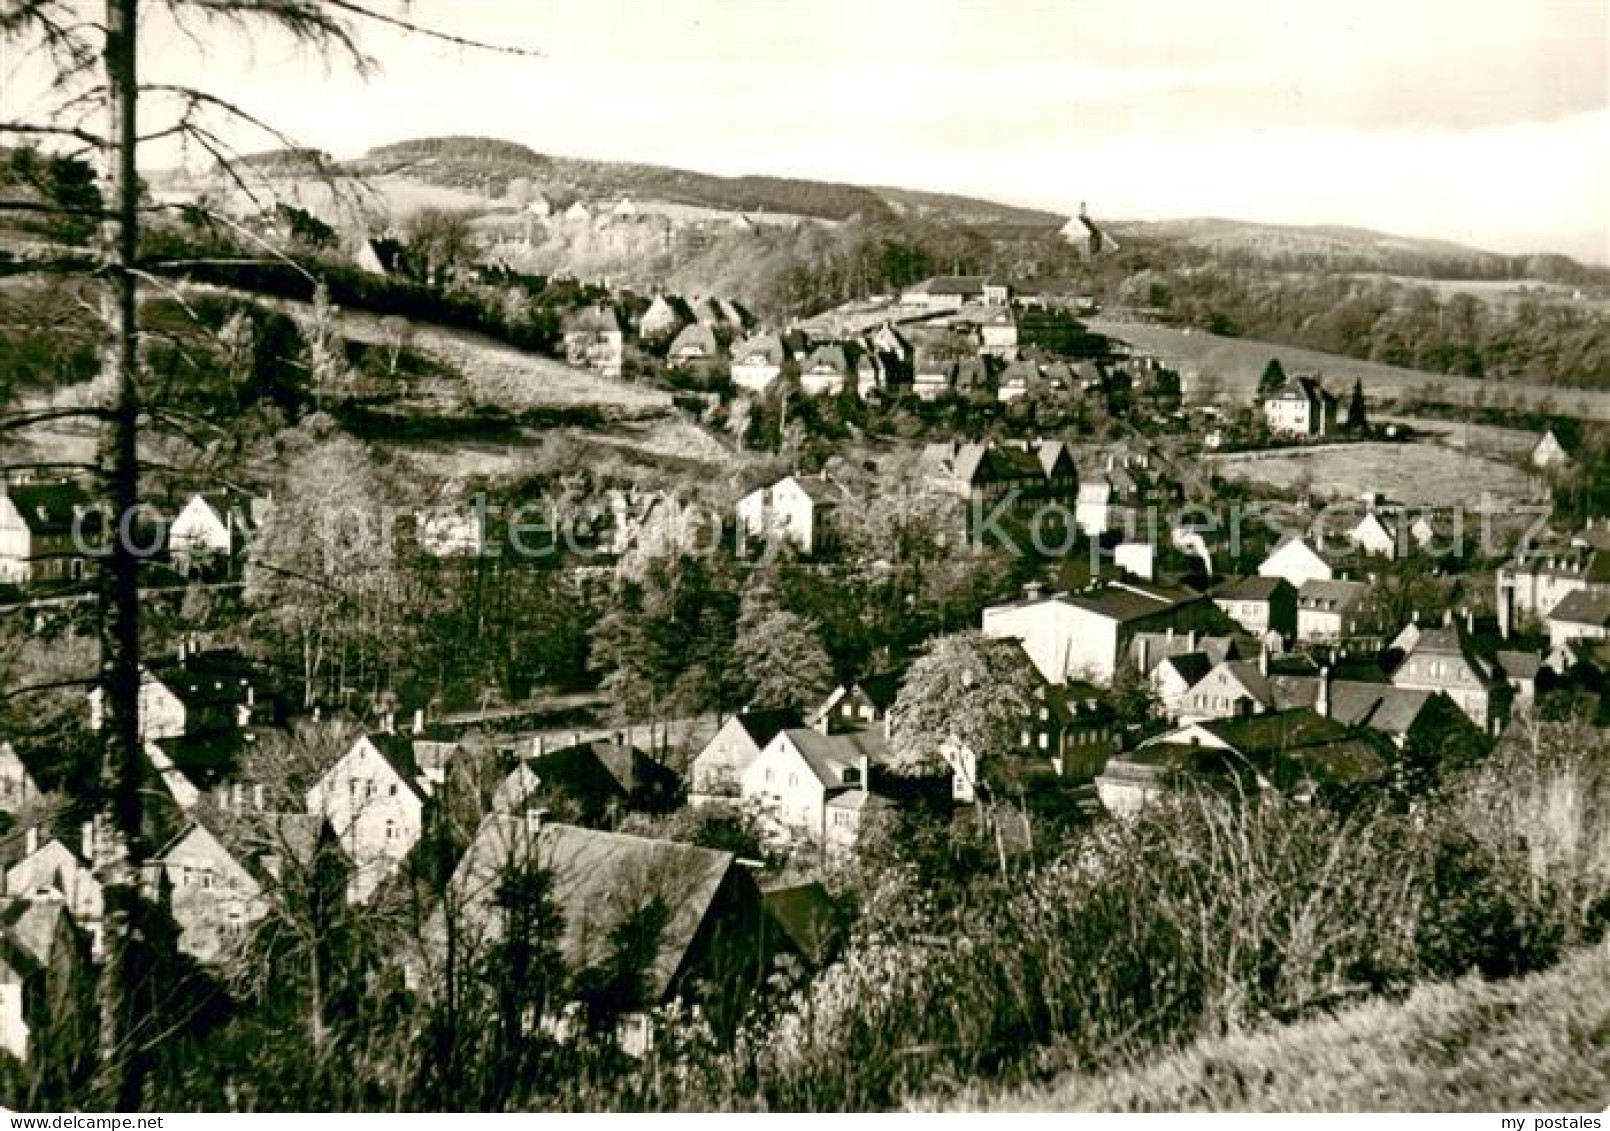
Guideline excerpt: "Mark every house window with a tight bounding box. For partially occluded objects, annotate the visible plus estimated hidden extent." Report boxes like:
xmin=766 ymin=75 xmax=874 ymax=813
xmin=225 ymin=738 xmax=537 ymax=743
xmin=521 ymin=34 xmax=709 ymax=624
xmin=200 ymin=870 xmax=213 ymax=890
xmin=389 ymin=783 xmax=398 ymax=796
xmin=1020 ymin=730 xmax=1031 ymax=746
xmin=765 ymin=768 xmax=774 ymax=784
xmin=1038 ymin=733 xmax=1049 ymax=750
xmin=859 ymin=705 xmax=874 ymax=720
xmin=385 ymin=819 xmax=397 ymax=841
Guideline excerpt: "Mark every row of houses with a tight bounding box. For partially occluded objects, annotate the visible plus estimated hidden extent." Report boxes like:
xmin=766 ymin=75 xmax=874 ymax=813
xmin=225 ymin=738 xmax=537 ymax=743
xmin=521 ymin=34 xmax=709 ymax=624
xmin=0 ymin=482 xmax=263 ymax=587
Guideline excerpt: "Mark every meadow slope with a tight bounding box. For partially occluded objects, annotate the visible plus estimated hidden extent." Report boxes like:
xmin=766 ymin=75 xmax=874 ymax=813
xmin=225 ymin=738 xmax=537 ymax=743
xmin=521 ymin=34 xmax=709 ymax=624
xmin=1091 ymin=318 xmax=1610 ymax=421
xmin=943 ymin=942 xmax=1610 ymax=1112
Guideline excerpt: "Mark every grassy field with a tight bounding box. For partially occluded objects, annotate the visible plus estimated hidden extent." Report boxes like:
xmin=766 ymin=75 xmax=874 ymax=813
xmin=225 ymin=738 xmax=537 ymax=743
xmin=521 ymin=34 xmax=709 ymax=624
xmin=1205 ymin=441 xmax=1540 ymax=507
xmin=951 ymin=942 xmax=1610 ymax=1112
xmin=1090 ymin=318 xmax=1610 ymax=421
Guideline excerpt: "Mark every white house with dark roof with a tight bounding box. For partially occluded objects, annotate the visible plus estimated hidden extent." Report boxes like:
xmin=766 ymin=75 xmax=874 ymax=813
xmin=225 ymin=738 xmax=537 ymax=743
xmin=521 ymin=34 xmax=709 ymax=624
xmin=0 ymin=480 xmax=97 ymax=586
xmin=739 ymin=728 xmax=892 ymax=856
xmin=689 ymin=709 xmax=801 ymax=806
xmin=5 ymin=831 xmax=103 ymax=954
xmin=736 ymin=474 xmax=845 ymax=555
xmin=1389 ymin=621 xmax=1511 ymax=733
xmin=306 ymin=732 xmax=429 ymax=903
xmin=1262 ymin=373 xmax=1338 ymax=439
xmin=983 ymin=580 xmax=1220 ymax=687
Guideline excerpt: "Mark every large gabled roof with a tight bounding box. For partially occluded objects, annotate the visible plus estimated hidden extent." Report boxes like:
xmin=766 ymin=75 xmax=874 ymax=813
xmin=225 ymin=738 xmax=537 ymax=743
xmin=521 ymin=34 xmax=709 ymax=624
xmin=3 ymin=480 xmax=95 ymax=536
xmin=777 ymin=727 xmax=889 ymax=791
xmin=1549 ymin=589 xmax=1610 ymax=628
xmin=446 ymin=817 xmax=738 ymax=1002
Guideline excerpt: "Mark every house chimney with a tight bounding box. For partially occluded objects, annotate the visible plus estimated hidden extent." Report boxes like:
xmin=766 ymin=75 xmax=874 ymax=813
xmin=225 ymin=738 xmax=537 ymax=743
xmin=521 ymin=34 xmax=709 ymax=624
xmin=525 ymin=806 xmax=549 ymax=836
xmin=1465 ymin=608 xmax=1475 ymax=636
xmin=253 ymin=783 xmax=265 ymax=810
xmin=1137 ymin=636 xmax=1150 ymax=673
xmin=177 ymin=637 xmax=187 ymax=663
xmin=1443 ymin=608 xmax=1453 ymax=627
xmin=246 ymin=684 xmax=255 ymax=707
xmin=1317 ymin=665 xmax=1331 ymax=718
xmin=1187 ymin=629 xmax=1198 ymax=652
xmin=1258 ymin=647 xmax=1269 ymax=677
xmin=859 ymin=754 xmax=870 ymax=793
xmin=1499 ymin=583 xmax=1513 ymax=640
xmin=381 ymin=709 xmax=395 ymax=736
xmin=80 ymin=820 xmax=94 ymax=863
xmin=25 ymin=826 xmax=37 ymax=857
xmin=413 ymin=707 xmax=425 ymax=735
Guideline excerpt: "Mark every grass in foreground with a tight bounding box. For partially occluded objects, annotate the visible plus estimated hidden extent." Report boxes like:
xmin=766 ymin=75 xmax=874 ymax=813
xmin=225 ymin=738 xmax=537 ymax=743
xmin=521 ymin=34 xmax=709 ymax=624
xmin=947 ymin=942 xmax=1610 ymax=1112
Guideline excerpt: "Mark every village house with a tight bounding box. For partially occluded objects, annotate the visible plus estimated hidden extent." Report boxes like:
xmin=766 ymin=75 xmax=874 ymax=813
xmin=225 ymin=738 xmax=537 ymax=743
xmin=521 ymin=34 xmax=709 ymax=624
xmin=808 ymin=669 xmax=904 ymax=736
xmin=1175 ymin=652 xmax=1340 ymax=725
xmin=798 ymin=342 xmax=857 ymax=397
xmin=1497 ymin=532 xmax=1610 ymax=633
xmin=1148 ymin=652 xmax=1214 ymax=717
xmin=1544 ymin=590 xmax=1610 ymax=651
xmin=1020 ymin=679 xmax=1120 ymax=780
xmin=1346 ymin=511 xmax=1399 ymax=558
xmin=144 ymin=812 xmax=333 ymax=964
xmin=1296 ymin=579 xmax=1374 ymax=643
xmin=899 ymin=275 xmax=987 ymax=312
xmin=0 ymin=742 xmax=39 ymax=814
xmin=1074 ymin=455 xmax=1149 ymax=539
xmin=1258 ymin=535 xmax=1335 ymax=589
xmin=90 ymin=645 xmax=273 ymax=745
xmin=517 ymin=734 xmax=680 ymax=824
xmin=1212 ymin=575 xmax=1297 ymax=641
xmin=739 ymin=728 xmax=893 ymax=857
xmin=689 ymin=709 xmax=802 ymax=806
xmin=0 ymin=480 xmax=98 ymax=587
xmin=736 ymin=474 xmax=846 ymax=556
xmin=922 ymin=440 xmax=1078 ymax=540
xmin=560 ymin=304 xmax=625 ymax=378
xmin=730 ymin=331 xmax=790 ymax=393
xmin=5 ymin=828 xmax=103 ymax=954
xmin=976 ymin=307 xmax=1020 ymax=359
xmin=0 ymin=897 xmax=85 ymax=1065
xmin=638 ymin=293 xmax=694 ymax=346
xmin=1096 ymin=708 xmax=1389 ymax=816
xmin=997 ymin=358 xmax=1040 ymax=403
xmin=422 ymin=814 xmax=788 ymax=1047
xmin=1531 ymin=427 xmax=1574 ymax=473
xmin=167 ymin=490 xmax=260 ymax=572
xmin=1389 ymin=618 xmax=1511 ymax=733
xmin=983 ymin=580 xmax=1222 ymax=687
xmin=1130 ymin=629 xmax=1242 ymax=680
xmin=666 ymin=321 xmax=724 ymax=369
xmin=1262 ymin=373 xmax=1338 ymax=439
xmin=306 ymin=731 xmax=429 ymax=903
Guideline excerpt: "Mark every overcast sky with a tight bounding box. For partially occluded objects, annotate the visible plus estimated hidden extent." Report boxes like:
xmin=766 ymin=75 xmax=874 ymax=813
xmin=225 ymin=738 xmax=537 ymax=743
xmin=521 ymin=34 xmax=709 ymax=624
xmin=9 ymin=0 xmax=1608 ymax=260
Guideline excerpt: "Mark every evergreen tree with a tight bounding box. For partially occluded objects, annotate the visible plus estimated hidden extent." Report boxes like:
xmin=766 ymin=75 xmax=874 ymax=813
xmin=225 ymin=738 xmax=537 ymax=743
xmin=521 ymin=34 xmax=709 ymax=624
xmin=1348 ymin=378 xmax=1370 ymax=433
xmin=1258 ymin=356 xmax=1288 ymax=398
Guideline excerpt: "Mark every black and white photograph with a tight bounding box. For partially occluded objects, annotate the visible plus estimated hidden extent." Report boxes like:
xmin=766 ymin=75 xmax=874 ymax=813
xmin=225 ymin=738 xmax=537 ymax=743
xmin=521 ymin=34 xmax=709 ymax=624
xmin=0 ymin=0 xmax=1606 ymax=1114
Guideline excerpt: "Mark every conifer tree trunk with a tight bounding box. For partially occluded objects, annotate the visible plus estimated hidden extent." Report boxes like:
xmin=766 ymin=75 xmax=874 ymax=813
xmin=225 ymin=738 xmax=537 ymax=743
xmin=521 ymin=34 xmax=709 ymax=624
xmin=93 ymin=0 xmax=147 ymax=1109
